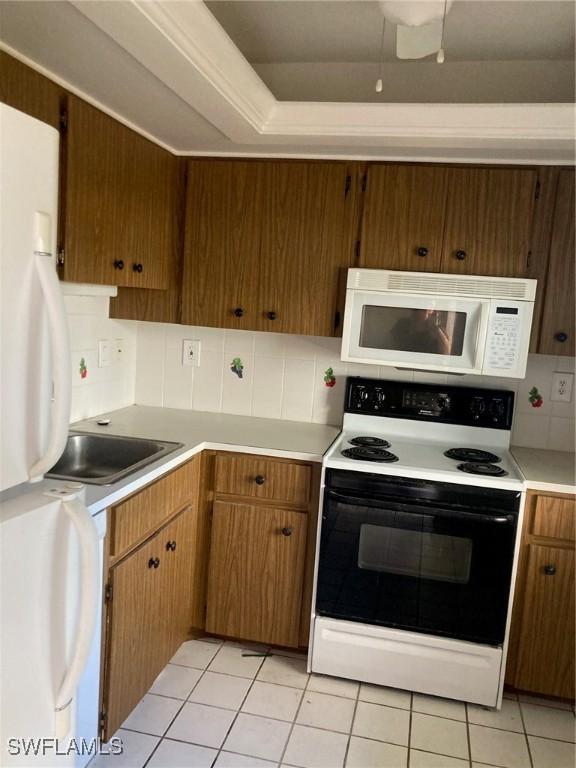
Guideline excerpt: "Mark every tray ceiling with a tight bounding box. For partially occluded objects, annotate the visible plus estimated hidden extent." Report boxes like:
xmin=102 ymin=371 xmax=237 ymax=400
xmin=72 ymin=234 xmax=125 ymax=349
xmin=0 ymin=0 xmax=574 ymax=163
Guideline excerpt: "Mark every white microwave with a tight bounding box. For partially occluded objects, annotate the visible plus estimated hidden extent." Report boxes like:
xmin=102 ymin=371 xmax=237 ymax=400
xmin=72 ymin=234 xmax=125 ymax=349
xmin=341 ymin=269 xmax=537 ymax=378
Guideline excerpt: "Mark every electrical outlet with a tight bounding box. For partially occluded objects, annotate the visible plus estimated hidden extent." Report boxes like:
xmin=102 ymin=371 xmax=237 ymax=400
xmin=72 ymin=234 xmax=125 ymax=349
xmin=182 ymin=339 xmax=201 ymax=367
xmin=98 ymin=339 xmax=113 ymax=367
xmin=551 ymin=372 xmax=574 ymax=403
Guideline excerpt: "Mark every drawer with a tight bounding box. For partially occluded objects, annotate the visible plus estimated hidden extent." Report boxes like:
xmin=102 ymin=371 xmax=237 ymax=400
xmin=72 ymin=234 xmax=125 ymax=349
xmin=110 ymin=458 xmax=198 ymax=557
xmin=214 ymin=454 xmax=311 ymax=507
xmin=532 ymin=495 xmax=575 ymax=542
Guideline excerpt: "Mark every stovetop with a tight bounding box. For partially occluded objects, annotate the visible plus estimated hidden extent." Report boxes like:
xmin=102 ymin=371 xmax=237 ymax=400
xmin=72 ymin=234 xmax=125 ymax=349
xmin=326 ymin=429 xmax=523 ymax=489
xmin=324 ymin=378 xmax=525 ymax=491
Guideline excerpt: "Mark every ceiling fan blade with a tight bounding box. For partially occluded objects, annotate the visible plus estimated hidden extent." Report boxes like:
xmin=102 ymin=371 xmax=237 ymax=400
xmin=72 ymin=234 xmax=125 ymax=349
xmin=396 ymin=20 xmax=443 ymax=59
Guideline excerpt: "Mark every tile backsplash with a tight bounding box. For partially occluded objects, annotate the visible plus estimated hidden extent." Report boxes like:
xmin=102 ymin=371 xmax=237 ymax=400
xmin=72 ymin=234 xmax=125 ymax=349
xmin=64 ymin=294 xmax=137 ymax=423
xmin=135 ymin=322 xmax=576 ymax=452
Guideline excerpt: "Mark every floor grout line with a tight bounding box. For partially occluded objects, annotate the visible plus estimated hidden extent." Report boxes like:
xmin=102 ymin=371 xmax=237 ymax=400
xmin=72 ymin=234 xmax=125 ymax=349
xmin=111 ymin=639 xmax=576 ymax=768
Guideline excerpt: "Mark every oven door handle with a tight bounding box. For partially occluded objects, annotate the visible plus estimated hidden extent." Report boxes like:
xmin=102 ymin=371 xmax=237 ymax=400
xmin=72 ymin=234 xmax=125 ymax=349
xmin=325 ymin=490 xmax=516 ymax=524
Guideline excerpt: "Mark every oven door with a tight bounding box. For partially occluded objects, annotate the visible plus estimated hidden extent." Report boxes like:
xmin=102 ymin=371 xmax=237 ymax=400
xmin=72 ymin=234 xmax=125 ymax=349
xmin=316 ymin=485 xmax=518 ymax=646
xmin=341 ymin=290 xmax=490 ymax=373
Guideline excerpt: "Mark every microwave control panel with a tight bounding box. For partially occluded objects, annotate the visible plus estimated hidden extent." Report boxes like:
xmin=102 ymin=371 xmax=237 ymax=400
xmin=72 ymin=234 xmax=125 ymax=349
xmin=485 ymin=304 xmax=523 ymax=371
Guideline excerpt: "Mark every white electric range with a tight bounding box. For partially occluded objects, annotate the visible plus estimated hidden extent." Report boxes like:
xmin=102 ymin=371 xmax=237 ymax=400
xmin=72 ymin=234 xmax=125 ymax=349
xmin=309 ymin=377 xmax=527 ymax=709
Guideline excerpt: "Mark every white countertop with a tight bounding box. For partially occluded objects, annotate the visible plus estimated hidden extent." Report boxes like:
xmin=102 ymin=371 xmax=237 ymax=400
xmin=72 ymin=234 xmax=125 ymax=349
xmin=511 ymin=447 xmax=575 ymax=495
xmin=67 ymin=406 xmax=340 ymax=514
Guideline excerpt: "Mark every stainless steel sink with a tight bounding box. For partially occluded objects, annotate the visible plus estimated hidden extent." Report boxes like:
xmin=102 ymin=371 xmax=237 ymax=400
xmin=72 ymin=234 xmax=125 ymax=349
xmin=47 ymin=432 xmax=184 ymax=485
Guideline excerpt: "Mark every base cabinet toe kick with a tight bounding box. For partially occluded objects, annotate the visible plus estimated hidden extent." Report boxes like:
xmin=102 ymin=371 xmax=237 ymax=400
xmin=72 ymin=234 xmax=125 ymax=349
xmin=311 ymin=618 xmax=503 ymax=707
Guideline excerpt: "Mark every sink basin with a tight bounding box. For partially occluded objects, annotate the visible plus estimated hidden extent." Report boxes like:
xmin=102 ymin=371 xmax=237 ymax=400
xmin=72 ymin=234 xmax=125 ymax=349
xmin=47 ymin=432 xmax=184 ymax=485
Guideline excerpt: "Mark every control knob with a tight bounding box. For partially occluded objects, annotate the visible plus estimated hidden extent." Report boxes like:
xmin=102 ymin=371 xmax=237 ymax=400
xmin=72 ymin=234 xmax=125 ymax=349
xmin=470 ymin=397 xmax=486 ymax=420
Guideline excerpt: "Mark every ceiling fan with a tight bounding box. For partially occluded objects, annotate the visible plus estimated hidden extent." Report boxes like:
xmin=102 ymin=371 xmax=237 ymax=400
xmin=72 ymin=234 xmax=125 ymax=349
xmin=375 ymin=1 xmax=453 ymax=91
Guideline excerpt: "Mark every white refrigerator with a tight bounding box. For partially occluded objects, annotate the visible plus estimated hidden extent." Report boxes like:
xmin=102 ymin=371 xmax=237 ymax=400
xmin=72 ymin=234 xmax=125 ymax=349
xmin=0 ymin=104 xmax=104 ymax=767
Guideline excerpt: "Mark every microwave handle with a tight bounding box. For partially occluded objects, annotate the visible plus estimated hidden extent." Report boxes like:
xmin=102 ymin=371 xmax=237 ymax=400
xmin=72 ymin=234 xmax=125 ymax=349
xmin=326 ymin=490 xmax=515 ymax=525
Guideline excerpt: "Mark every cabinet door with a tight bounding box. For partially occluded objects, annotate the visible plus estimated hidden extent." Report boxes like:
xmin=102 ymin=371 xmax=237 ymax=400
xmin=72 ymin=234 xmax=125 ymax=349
xmin=441 ymin=167 xmax=537 ymax=276
xmin=258 ymin=161 xmax=359 ymax=336
xmin=515 ymin=544 xmax=575 ymax=699
xmin=181 ymin=160 xmax=265 ymax=329
xmin=360 ymin=164 xmax=449 ymax=272
xmin=538 ymin=170 xmax=575 ymax=356
xmin=61 ymin=95 xmax=176 ymax=289
xmin=103 ymin=508 xmax=194 ymax=737
xmin=206 ymin=502 xmax=307 ymax=647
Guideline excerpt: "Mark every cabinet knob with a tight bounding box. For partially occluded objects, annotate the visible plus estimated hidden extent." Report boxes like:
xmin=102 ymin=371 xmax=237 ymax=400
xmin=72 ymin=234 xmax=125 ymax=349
xmin=133 ymin=263 xmax=143 ymax=273
xmin=113 ymin=260 xmax=124 ymax=270
xmin=554 ymin=332 xmax=568 ymax=343
xmin=455 ymin=250 xmax=466 ymax=261
xmin=416 ymin=247 xmax=428 ymax=257
xmin=281 ymin=527 xmax=293 ymax=537
xmin=166 ymin=540 xmax=176 ymax=552
xmin=544 ymin=564 xmax=556 ymax=576
xmin=148 ymin=557 xmax=160 ymax=569
xmin=267 ymin=311 xmax=277 ymax=320
xmin=233 ymin=307 xmax=244 ymax=318
xmin=254 ymin=475 xmax=265 ymax=485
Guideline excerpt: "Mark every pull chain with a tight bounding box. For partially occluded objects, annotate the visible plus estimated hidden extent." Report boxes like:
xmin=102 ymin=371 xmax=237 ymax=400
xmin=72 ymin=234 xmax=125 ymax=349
xmin=375 ymin=16 xmax=386 ymax=93
xmin=437 ymin=0 xmax=448 ymax=63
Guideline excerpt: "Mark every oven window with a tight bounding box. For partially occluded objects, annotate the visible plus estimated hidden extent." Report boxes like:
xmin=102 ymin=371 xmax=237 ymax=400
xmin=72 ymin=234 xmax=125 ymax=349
xmin=359 ymin=306 xmax=467 ymax=356
xmin=358 ymin=524 xmax=472 ymax=584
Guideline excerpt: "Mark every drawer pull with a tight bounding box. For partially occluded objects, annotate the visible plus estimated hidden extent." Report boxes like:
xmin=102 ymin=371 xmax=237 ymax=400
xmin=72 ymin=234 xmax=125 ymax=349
xmin=281 ymin=527 xmax=293 ymax=537
xmin=455 ymin=250 xmax=466 ymax=261
xmin=254 ymin=475 xmax=266 ymax=485
xmin=416 ymin=247 xmax=428 ymax=257
xmin=133 ymin=263 xmax=144 ymax=273
xmin=166 ymin=540 xmax=177 ymax=552
xmin=148 ymin=557 xmax=160 ymax=569
xmin=554 ymin=332 xmax=568 ymax=343
xmin=544 ymin=564 xmax=556 ymax=576
xmin=113 ymin=259 xmax=124 ymax=270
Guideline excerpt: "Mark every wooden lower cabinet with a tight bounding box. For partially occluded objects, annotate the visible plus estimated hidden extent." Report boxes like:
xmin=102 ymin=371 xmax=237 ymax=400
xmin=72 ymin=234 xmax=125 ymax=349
xmin=506 ymin=492 xmax=575 ymax=700
xmin=101 ymin=505 xmax=195 ymax=739
xmin=514 ymin=544 xmax=574 ymax=699
xmin=206 ymin=502 xmax=308 ymax=648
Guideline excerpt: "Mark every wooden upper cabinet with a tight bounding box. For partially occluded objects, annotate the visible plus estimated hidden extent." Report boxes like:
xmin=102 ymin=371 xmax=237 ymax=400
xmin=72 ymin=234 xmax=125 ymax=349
xmin=182 ymin=160 xmax=264 ymax=329
xmin=60 ymin=95 xmax=178 ymax=289
xmin=182 ymin=159 xmax=358 ymax=335
xmin=258 ymin=161 xmax=360 ymax=336
xmin=538 ymin=169 xmax=575 ymax=356
xmin=441 ymin=167 xmax=538 ymax=276
xmin=360 ymin=164 xmax=449 ymax=272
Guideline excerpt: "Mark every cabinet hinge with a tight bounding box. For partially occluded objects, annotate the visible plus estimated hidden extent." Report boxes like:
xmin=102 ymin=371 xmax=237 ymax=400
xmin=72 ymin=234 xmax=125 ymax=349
xmin=104 ymin=582 xmax=113 ymax=604
xmin=99 ymin=711 xmax=107 ymax=741
xmin=354 ymin=240 xmax=361 ymax=261
xmin=334 ymin=311 xmax=341 ymax=330
xmin=534 ymin=179 xmax=541 ymax=200
xmin=526 ymin=250 xmax=532 ymax=271
xmin=361 ymin=174 xmax=367 ymax=192
xmin=59 ymin=109 xmax=68 ymax=132
xmin=344 ymin=174 xmax=351 ymax=198
xmin=57 ymin=248 xmax=65 ymax=267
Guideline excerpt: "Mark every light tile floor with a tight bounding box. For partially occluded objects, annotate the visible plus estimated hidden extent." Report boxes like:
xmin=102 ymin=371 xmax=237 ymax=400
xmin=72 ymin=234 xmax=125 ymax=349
xmin=92 ymin=638 xmax=576 ymax=768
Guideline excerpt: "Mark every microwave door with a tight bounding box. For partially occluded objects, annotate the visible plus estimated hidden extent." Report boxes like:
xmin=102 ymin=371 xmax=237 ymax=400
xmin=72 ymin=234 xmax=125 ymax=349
xmin=342 ymin=291 xmax=490 ymax=374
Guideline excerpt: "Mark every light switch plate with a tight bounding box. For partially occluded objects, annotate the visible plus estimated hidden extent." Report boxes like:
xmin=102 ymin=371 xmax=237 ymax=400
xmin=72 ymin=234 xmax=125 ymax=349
xmin=98 ymin=339 xmax=113 ymax=368
xmin=551 ymin=372 xmax=574 ymax=403
xmin=182 ymin=339 xmax=201 ymax=367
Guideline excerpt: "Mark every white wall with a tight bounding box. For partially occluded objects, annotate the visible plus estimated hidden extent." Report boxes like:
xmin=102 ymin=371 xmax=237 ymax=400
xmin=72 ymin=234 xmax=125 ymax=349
xmin=64 ymin=294 xmax=137 ymax=423
xmin=135 ymin=322 xmax=576 ymax=452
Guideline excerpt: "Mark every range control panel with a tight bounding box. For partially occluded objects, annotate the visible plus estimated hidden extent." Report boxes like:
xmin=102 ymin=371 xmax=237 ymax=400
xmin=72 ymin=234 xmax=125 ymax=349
xmin=346 ymin=377 xmax=514 ymax=430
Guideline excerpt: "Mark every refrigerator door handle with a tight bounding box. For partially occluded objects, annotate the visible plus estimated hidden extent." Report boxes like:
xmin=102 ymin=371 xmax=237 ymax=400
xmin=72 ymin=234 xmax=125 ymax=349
xmin=52 ymin=494 xmax=100 ymax=738
xmin=28 ymin=248 xmax=71 ymax=482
